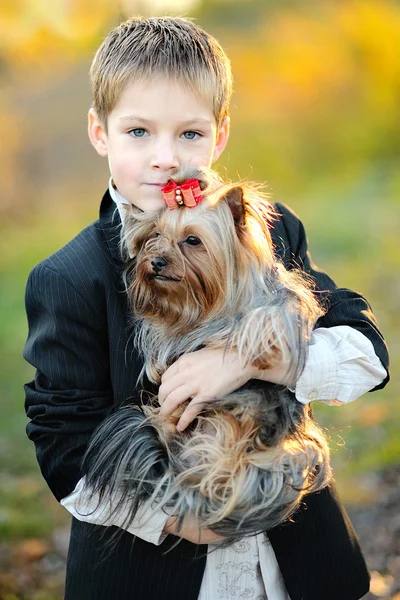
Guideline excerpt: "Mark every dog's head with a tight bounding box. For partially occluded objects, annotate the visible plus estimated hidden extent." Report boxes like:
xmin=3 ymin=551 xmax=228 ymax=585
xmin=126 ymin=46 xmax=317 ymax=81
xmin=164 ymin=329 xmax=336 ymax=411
xmin=125 ymin=171 xmax=276 ymax=333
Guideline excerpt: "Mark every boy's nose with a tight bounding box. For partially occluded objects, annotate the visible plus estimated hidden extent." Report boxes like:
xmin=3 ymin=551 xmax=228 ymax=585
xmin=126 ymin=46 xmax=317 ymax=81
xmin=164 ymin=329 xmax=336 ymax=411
xmin=150 ymin=140 xmax=179 ymax=171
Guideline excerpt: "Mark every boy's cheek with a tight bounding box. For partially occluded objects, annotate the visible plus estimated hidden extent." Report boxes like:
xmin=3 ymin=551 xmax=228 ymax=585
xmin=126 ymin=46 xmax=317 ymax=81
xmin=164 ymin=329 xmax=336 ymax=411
xmin=110 ymin=155 xmax=140 ymax=178
xmin=189 ymin=145 xmax=218 ymax=169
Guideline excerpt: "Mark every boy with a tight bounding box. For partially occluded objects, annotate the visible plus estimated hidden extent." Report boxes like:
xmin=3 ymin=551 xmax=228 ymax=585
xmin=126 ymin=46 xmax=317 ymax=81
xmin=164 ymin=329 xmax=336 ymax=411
xmin=24 ymin=16 xmax=389 ymax=600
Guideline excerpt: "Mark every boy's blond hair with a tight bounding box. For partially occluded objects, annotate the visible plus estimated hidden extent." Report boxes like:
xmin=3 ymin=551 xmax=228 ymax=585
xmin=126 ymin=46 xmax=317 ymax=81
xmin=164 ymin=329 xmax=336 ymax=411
xmin=90 ymin=16 xmax=233 ymax=130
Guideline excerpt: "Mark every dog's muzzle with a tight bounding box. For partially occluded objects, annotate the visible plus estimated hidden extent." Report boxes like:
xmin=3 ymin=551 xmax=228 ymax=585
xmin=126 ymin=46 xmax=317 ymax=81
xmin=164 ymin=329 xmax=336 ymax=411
xmin=151 ymin=257 xmax=168 ymax=274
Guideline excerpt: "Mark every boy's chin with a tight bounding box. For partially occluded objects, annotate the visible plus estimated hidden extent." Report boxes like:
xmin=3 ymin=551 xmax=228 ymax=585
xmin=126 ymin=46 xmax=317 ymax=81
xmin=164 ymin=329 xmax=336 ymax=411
xmin=131 ymin=193 xmax=166 ymax=213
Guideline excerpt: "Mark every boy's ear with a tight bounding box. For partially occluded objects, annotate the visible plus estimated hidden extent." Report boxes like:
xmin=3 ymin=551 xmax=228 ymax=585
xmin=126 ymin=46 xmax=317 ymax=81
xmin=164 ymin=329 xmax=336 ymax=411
xmin=222 ymin=185 xmax=246 ymax=229
xmin=88 ymin=108 xmax=108 ymax=157
xmin=212 ymin=117 xmax=230 ymax=162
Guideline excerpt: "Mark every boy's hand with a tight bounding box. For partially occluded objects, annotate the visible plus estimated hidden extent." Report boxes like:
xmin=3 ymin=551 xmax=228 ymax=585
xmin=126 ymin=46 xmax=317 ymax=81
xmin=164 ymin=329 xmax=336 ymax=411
xmin=163 ymin=514 xmax=223 ymax=545
xmin=158 ymin=348 xmax=253 ymax=431
xmin=158 ymin=347 xmax=290 ymax=431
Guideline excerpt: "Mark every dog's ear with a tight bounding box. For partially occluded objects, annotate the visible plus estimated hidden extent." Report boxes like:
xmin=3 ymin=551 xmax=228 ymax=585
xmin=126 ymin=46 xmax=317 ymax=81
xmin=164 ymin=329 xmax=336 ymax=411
xmin=222 ymin=186 xmax=246 ymax=229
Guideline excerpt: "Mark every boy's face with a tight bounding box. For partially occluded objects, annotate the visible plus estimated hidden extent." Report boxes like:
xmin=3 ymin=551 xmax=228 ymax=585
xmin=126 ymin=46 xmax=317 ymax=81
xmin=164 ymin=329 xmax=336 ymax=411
xmin=88 ymin=78 xmax=229 ymax=211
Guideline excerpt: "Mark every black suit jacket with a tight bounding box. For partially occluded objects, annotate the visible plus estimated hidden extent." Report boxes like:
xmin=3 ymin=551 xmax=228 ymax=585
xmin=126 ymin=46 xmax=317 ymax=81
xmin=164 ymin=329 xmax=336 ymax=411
xmin=24 ymin=191 xmax=389 ymax=600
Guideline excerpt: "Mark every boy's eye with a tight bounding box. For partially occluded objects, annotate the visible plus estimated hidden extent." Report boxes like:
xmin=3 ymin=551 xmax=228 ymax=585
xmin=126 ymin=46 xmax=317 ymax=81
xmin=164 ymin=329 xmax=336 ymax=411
xmin=129 ymin=128 xmax=147 ymax=137
xmin=181 ymin=131 xmax=200 ymax=140
xmin=185 ymin=235 xmax=202 ymax=246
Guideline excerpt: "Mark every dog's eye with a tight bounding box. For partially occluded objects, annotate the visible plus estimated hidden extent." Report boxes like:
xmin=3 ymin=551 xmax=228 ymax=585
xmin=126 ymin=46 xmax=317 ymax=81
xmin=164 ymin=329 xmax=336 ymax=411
xmin=154 ymin=232 xmax=161 ymax=238
xmin=185 ymin=236 xmax=202 ymax=246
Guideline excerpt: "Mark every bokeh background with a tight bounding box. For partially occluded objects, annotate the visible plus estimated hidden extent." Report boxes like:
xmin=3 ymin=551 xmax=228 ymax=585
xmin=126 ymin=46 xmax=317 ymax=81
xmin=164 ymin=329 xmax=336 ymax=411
xmin=1 ymin=0 xmax=399 ymax=598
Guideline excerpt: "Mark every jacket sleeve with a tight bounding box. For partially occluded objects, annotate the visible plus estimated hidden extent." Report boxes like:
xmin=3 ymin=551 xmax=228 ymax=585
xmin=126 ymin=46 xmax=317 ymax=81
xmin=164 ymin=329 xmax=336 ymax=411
xmin=24 ymin=262 xmax=114 ymax=501
xmin=274 ymin=202 xmax=389 ymax=391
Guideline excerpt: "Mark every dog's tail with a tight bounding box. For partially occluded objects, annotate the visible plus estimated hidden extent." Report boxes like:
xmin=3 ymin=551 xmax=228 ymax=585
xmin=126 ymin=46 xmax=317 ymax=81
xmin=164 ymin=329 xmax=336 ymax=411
xmin=81 ymin=404 xmax=174 ymax=529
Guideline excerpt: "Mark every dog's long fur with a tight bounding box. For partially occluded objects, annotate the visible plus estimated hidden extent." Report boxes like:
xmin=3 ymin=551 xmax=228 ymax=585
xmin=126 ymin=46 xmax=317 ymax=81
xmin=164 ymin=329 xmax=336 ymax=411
xmin=82 ymin=169 xmax=331 ymax=546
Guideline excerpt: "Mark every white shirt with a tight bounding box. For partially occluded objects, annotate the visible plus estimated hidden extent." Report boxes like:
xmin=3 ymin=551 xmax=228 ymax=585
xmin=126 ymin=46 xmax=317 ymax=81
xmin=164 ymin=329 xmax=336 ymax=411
xmin=61 ymin=181 xmax=387 ymax=598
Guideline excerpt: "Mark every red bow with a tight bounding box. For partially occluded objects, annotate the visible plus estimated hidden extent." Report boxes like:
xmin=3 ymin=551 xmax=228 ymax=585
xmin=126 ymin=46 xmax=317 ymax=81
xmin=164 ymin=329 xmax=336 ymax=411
xmin=161 ymin=179 xmax=203 ymax=210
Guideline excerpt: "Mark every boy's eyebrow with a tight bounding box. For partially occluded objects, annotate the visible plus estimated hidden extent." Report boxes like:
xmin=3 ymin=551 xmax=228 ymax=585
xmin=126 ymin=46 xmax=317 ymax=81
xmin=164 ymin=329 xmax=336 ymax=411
xmin=119 ymin=115 xmax=214 ymax=127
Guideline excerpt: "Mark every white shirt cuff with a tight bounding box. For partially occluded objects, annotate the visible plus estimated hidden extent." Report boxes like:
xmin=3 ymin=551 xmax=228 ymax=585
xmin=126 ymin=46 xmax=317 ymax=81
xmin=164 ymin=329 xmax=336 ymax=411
xmin=60 ymin=476 xmax=170 ymax=546
xmin=293 ymin=326 xmax=387 ymax=405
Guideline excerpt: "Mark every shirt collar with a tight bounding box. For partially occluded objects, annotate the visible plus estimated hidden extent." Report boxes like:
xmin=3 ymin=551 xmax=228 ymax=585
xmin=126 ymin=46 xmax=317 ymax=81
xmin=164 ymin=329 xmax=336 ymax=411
xmin=108 ymin=177 xmax=132 ymax=223
xmin=108 ymin=178 xmax=135 ymax=258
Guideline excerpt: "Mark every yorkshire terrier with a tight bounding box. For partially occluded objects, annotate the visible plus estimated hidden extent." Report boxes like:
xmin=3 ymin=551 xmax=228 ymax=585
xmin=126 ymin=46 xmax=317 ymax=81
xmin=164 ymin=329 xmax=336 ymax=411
xmin=82 ymin=169 xmax=331 ymax=546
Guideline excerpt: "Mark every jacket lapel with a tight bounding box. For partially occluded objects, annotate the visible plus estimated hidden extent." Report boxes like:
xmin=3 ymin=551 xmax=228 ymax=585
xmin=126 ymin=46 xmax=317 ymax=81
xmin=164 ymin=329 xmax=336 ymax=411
xmin=98 ymin=189 xmax=125 ymax=266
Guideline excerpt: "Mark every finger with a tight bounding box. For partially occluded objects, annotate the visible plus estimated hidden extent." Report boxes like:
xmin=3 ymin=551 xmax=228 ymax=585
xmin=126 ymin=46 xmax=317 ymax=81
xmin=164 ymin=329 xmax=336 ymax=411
xmin=158 ymin=385 xmax=195 ymax=418
xmin=161 ymin=358 xmax=183 ymax=383
xmin=158 ymin=373 xmax=189 ymax=405
xmin=161 ymin=351 xmax=200 ymax=383
xmin=176 ymin=399 xmax=206 ymax=432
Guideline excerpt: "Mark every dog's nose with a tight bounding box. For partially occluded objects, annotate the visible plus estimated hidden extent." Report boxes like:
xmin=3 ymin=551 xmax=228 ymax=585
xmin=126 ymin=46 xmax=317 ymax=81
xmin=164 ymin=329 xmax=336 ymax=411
xmin=151 ymin=257 xmax=168 ymax=273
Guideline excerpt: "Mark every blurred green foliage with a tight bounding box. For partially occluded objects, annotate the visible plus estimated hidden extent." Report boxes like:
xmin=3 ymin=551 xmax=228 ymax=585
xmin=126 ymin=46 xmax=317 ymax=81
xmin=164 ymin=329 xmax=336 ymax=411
xmin=0 ymin=0 xmax=399 ymax=548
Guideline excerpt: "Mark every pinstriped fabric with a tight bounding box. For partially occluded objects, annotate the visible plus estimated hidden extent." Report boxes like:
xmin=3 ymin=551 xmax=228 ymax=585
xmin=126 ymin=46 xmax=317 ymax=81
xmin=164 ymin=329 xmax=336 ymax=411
xmin=24 ymin=190 xmax=389 ymax=600
xmin=267 ymin=484 xmax=370 ymax=600
xmin=65 ymin=520 xmax=207 ymax=600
